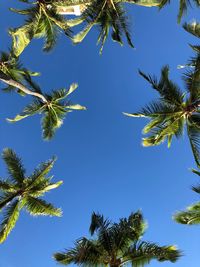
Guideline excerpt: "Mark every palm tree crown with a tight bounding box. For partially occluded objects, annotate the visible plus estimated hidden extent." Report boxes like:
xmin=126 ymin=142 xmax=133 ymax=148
xmin=0 ymin=148 xmax=62 ymax=243
xmin=7 ymin=82 xmax=86 ymax=140
xmin=67 ymin=0 xmax=160 ymax=53
xmin=174 ymin=168 xmax=200 ymax=225
xmin=54 ymin=211 xmax=181 ymax=266
xmin=124 ymin=54 xmax=200 ymax=166
xmin=10 ymin=0 xmax=72 ymax=56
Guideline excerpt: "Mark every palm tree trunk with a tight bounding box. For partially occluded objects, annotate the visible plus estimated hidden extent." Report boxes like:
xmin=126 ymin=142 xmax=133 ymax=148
xmin=0 ymin=74 xmax=47 ymax=103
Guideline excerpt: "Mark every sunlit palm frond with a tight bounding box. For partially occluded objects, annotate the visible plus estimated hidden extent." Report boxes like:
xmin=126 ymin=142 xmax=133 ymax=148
xmin=174 ymin=203 xmax=200 ymax=225
xmin=24 ymin=196 xmax=62 ymax=216
xmin=10 ymin=2 xmax=71 ymax=56
xmin=0 ymin=200 xmax=21 ymax=243
xmin=124 ymin=241 xmax=180 ymax=266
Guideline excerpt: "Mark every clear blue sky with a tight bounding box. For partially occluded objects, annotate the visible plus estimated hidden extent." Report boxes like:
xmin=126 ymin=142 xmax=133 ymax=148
xmin=0 ymin=1 xmax=200 ymax=267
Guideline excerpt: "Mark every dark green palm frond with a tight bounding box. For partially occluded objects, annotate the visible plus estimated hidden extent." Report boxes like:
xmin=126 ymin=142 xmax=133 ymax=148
xmin=28 ymin=157 xmax=56 ymax=186
xmin=177 ymin=0 xmax=189 ymax=24
xmin=159 ymin=0 xmax=193 ymax=23
xmin=0 ymin=180 xmax=16 ymax=193
xmin=183 ymin=53 xmax=200 ymax=102
xmin=0 ymin=52 xmax=39 ymax=93
xmin=90 ymin=212 xmax=110 ymax=235
xmin=73 ymin=0 xmax=134 ymax=53
xmin=190 ymin=168 xmax=200 ymax=193
xmin=0 ymin=200 xmax=21 ymax=243
xmin=183 ymin=21 xmax=200 ymax=39
xmin=54 ymin=238 xmax=104 ymax=266
xmin=174 ymin=203 xmax=200 ymax=224
xmin=187 ymin=121 xmax=200 ymax=166
xmin=139 ymin=67 xmax=184 ymax=105
xmin=114 ymin=211 xmax=146 ymax=251
xmin=125 ymin=241 xmax=180 ymax=266
xmin=24 ymin=196 xmax=62 ymax=217
xmin=2 ymin=148 xmax=25 ymax=185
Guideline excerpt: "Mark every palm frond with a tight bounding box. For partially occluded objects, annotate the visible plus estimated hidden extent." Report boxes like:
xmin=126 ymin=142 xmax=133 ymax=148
xmin=2 ymin=148 xmax=25 ymax=185
xmin=183 ymin=21 xmax=200 ymax=38
xmin=125 ymin=241 xmax=181 ymax=266
xmin=24 ymin=196 xmax=62 ymax=217
xmin=174 ymin=203 xmax=200 ymax=224
xmin=139 ymin=67 xmax=184 ymax=105
xmin=0 ymin=200 xmax=21 ymax=243
xmin=54 ymin=238 xmax=104 ymax=265
xmin=187 ymin=122 xmax=200 ymax=166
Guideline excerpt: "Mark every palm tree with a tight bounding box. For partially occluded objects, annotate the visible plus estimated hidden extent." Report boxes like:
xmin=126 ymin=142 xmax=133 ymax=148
xmin=159 ymin=0 xmax=200 ymax=23
xmin=0 ymin=148 xmax=62 ymax=243
xmin=10 ymin=0 xmax=72 ymax=57
xmin=12 ymin=0 xmax=160 ymax=55
xmin=124 ymin=55 xmax=200 ymax=167
xmin=7 ymin=81 xmax=86 ymax=140
xmin=174 ymin=168 xmax=200 ymax=225
xmin=54 ymin=211 xmax=181 ymax=266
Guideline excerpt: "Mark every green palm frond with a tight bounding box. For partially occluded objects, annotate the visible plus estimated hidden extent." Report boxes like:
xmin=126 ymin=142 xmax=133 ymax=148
xmin=7 ymin=83 xmax=86 ymax=140
xmin=182 ymin=53 xmax=200 ymax=102
xmin=54 ymin=238 xmax=104 ymax=266
xmin=10 ymin=1 xmax=71 ymax=56
xmin=24 ymin=196 xmax=62 ymax=216
xmin=139 ymin=67 xmax=184 ymax=105
xmin=125 ymin=241 xmax=180 ymax=266
xmin=159 ymin=0 xmax=199 ymax=23
xmin=174 ymin=203 xmax=200 ymax=225
xmin=28 ymin=157 xmax=56 ymax=186
xmin=0 ymin=200 xmax=21 ymax=243
xmin=2 ymin=148 xmax=25 ymax=185
xmin=187 ymin=121 xmax=200 ymax=166
xmin=72 ymin=0 xmax=134 ymax=54
xmin=183 ymin=21 xmax=200 ymax=39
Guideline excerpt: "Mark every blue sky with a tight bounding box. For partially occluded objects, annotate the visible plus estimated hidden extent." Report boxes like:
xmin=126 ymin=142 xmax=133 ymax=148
xmin=0 ymin=1 xmax=200 ymax=267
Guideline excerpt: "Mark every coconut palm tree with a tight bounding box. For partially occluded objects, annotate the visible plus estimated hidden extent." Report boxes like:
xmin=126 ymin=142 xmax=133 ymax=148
xmin=54 ymin=211 xmax=181 ymax=266
xmin=12 ymin=0 xmax=160 ymax=55
xmin=174 ymin=168 xmax=200 ymax=225
xmin=124 ymin=55 xmax=200 ymax=166
xmin=0 ymin=148 xmax=62 ymax=243
xmin=7 ymin=81 xmax=86 ymax=140
xmin=10 ymin=0 xmax=72 ymax=57
xmin=159 ymin=0 xmax=200 ymax=23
